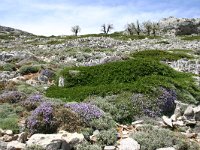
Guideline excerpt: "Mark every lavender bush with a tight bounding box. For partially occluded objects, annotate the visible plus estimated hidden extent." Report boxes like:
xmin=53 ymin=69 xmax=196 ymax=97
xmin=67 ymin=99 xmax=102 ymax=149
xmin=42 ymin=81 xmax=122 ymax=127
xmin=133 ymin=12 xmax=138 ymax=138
xmin=21 ymin=94 xmax=43 ymax=110
xmin=157 ymin=87 xmax=176 ymax=116
xmin=26 ymin=102 xmax=57 ymax=134
xmin=64 ymin=103 xmax=104 ymax=124
xmin=132 ymin=88 xmax=176 ymax=118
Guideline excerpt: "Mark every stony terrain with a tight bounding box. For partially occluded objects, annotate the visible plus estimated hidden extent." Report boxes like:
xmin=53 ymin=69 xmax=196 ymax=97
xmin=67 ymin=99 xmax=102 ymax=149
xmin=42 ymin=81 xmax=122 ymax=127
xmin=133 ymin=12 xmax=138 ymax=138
xmin=0 ymin=17 xmax=200 ymax=150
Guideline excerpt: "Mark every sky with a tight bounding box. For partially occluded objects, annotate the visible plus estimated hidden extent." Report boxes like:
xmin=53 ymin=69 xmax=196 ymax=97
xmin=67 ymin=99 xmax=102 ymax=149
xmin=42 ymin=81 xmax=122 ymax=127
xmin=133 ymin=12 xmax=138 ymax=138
xmin=0 ymin=0 xmax=200 ymax=36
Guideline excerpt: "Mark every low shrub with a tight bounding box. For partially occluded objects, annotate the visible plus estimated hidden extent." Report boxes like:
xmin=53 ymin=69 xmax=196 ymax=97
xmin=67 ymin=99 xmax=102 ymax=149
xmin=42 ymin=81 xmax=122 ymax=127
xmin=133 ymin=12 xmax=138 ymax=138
xmin=21 ymin=94 xmax=43 ymax=111
xmin=2 ymin=63 xmax=16 ymax=71
xmin=54 ymin=107 xmax=83 ymax=132
xmin=64 ymin=103 xmax=104 ymax=124
xmin=26 ymin=102 xmax=57 ymax=134
xmin=0 ymin=91 xmax=26 ymax=103
xmin=19 ymin=65 xmax=40 ymax=75
xmin=89 ymin=113 xmax=116 ymax=130
xmin=75 ymin=141 xmax=102 ymax=150
xmin=0 ymin=103 xmax=24 ymax=133
xmin=96 ymin=128 xmax=118 ymax=146
xmin=131 ymin=125 xmax=200 ymax=150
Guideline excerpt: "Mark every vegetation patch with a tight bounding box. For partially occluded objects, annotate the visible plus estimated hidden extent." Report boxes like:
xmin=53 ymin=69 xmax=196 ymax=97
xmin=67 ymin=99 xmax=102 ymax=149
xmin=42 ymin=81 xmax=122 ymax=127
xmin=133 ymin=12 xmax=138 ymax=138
xmin=181 ymin=36 xmax=200 ymax=41
xmin=46 ymin=50 xmax=200 ymax=104
xmin=0 ymin=103 xmax=24 ymax=133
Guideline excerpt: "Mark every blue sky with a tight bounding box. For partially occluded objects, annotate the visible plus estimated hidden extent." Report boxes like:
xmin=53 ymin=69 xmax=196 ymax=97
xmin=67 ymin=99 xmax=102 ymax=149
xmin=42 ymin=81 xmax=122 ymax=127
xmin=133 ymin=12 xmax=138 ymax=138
xmin=0 ymin=0 xmax=199 ymax=35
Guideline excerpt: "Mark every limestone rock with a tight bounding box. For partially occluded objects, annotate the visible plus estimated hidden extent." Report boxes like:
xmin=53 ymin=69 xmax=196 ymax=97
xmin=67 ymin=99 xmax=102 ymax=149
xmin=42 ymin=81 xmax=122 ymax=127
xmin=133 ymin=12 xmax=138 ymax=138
xmin=162 ymin=116 xmax=173 ymax=127
xmin=183 ymin=105 xmax=194 ymax=119
xmin=118 ymin=138 xmax=140 ymax=150
xmin=193 ymin=105 xmax=200 ymax=121
xmin=7 ymin=141 xmax=25 ymax=150
xmin=27 ymin=131 xmax=84 ymax=149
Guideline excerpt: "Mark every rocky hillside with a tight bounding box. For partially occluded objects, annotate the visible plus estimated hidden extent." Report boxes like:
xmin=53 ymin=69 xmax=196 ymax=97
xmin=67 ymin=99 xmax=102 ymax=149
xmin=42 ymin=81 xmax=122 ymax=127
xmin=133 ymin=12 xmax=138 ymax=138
xmin=0 ymin=21 xmax=200 ymax=150
xmin=0 ymin=25 xmax=33 ymax=36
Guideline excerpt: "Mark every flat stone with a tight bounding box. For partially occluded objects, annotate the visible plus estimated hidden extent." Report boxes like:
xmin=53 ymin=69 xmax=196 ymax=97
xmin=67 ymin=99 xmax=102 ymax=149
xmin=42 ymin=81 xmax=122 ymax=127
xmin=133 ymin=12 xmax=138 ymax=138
xmin=132 ymin=120 xmax=144 ymax=126
xmin=184 ymin=105 xmax=194 ymax=119
xmin=193 ymin=105 xmax=200 ymax=121
xmin=104 ymin=146 xmax=116 ymax=150
xmin=5 ymin=130 xmax=13 ymax=136
xmin=118 ymin=138 xmax=140 ymax=150
xmin=162 ymin=116 xmax=173 ymax=127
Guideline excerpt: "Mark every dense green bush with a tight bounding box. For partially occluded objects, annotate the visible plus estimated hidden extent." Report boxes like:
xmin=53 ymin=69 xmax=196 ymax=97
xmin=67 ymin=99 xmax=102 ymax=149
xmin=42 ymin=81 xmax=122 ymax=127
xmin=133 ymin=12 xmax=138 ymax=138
xmin=46 ymin=50 xmax=200 ymax=104
xmin=131 ymin=125 xmax=200 ymax=150
xmin=19 ymin=65 xmax=40 ymax=75
xmin=2 ymin=63 xmax=16 ymax=71
xmin=131 ymin=50 xmax=192 ymax=61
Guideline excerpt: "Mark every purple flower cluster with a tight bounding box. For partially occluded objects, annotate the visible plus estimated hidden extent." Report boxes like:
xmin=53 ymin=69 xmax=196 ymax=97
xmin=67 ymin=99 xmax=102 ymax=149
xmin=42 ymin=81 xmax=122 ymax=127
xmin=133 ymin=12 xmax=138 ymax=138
xmin=40 ymin=69 xmax=54 ymax=78
xmin=0 ymin=91 xmax=25 ymax=103
xmin=22 ymin=94 xmax=43 ymax=110
xmin=143 ymin=88 xmax=176 ymax=117
xmin=26 ymin=102 xmax=56 ymax=134
xmin=157 ymin=87 xmax=176 ymax=116
xmin=64 ymin=103 xmax=104 ymax=123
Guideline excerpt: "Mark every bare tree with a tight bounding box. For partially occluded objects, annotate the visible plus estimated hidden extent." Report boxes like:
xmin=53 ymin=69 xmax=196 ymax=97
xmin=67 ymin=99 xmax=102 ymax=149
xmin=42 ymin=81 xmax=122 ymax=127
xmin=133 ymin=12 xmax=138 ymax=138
xmin=143 ymin=21 xmax=152 ymax=36
xmin=71 ymin=25 xmax=81 ymax=36
xmin=101 ymin=24 xmax=113 ymax=34
xmin=125 ymin=23 xmax=135 ymax=35
xmin=125 ymin=20 xmax=141 ymax=36
xmin=135 ymin=20 xmax=141 ymax=35
xmin=152 ymin=23 xmax=159 ymax=37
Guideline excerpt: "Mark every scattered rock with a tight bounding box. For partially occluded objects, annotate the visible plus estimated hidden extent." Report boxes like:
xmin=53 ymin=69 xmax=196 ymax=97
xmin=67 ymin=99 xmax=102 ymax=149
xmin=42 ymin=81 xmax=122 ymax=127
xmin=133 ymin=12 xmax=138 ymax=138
xmin=17 ymin=132 xmax=28 ymax=143
xmin=118 ymin=138 xmax=140 ymax=150
xmin=2 ymin=135 xmax=13 ymax=142
xmin=162 ymin=116 xmax=173 ymax=127
xmin=104 ymin=145 xmax=116 ymax=150
xmin=132 ymin=120 xmax=144 ymax=126
xmin=193 ymin=105 xmax=200 ymax=121
xmin=184 ymin=105 xmax=194 ymax=119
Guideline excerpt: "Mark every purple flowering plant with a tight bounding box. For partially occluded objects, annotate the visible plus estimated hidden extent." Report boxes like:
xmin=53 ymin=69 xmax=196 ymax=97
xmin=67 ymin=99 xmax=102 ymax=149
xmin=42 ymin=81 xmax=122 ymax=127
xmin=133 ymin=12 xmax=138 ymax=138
xmin=64 ymin=103 xmax=104 ymax=123
xmin=143 ymin=87 xmax=176 ymax=117
xmin=21 ymin=94 xmax=43 ymax=110
xmin=26 ymin=102 xmax=57 ymax=134
xmin=0 ymin=91 xmax=26 ymax=103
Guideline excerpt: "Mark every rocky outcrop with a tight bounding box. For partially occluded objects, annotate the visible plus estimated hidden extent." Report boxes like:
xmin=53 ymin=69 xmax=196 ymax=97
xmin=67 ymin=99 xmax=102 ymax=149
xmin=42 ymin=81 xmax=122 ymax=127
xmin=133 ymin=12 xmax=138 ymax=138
xmin=159 ymin=16 xmax=200 ymax=36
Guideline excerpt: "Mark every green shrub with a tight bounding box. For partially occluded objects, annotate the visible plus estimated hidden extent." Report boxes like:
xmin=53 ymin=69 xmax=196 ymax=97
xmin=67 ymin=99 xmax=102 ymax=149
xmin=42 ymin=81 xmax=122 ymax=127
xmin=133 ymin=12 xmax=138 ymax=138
xmin=2 ymin=63 xmax=16 ymax=71
xmin=181 ymin=36 xmax=200 ymax=41
xmin=131 ymin=50 xmax=192 ymax=61
xmin=131 ymin=125 xmax=200 ymax=150
xmin=89 ymin=114 xmax=116 ymax=130
xmin=96 ymin=128 xmax=118 ymax=146
xmin=19 ymin=65 xmax=40 ymax=75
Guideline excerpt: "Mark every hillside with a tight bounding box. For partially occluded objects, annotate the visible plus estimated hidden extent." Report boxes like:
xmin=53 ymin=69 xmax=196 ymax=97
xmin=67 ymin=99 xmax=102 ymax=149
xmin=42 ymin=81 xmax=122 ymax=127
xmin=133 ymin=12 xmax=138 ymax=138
xmin=0 ymin=20 xmax=200 ymax=150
